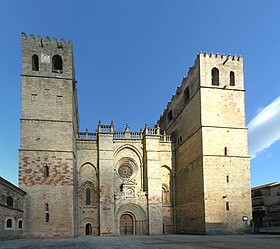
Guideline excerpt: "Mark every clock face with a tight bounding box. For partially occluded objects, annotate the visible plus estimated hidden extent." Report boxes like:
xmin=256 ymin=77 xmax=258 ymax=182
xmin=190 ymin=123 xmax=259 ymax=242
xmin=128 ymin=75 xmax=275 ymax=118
xmin=41 ymin=53 xmax=50 ymax=63
xmin=118 ymin=164 xmax=133 ymax=179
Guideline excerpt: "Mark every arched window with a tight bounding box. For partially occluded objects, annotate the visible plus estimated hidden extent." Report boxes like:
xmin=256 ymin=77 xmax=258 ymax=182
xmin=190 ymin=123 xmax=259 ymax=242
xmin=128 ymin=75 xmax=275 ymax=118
xmin=167 ymin=110 xmax=173 ymax=121
xmin=52 ymin=55 xmax=63 ymax=73
xmin=32 ymin=54 xmax=39 ymax=71
xmin=7 ymin=219 xmax=12 ymax=228
xmin=162 ymin=185 xmax=170 ymax=205
xmin=44 ymin=165 xmax=49 ymax=177
xmin=211 ymin=67 xmax=219 ymax=86
xmin=7 ymin=196 xmax=13 ymax=207
xmin=86 ymin=188 xmax=91 ymax=205
xmin=230 ymin=71 xmax=235 ymax=86
xmin=18 ymin=220 xmax=23 ymax=229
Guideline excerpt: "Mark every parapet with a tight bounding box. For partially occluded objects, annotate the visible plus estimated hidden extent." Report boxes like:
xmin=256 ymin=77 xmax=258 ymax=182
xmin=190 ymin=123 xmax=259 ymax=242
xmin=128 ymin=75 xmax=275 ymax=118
xmin=199 ymin=51 xmax=243 ymax=62
xmin=21 ymin=32 xmax=72 ymax=50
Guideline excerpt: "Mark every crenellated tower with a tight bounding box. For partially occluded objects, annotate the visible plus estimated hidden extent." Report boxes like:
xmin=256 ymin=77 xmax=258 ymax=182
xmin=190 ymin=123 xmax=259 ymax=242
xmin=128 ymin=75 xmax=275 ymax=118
xmin=159 ymin=52 xmax=252 ymax=234
xmin=19 ymin=33 xmax=79 ymax=237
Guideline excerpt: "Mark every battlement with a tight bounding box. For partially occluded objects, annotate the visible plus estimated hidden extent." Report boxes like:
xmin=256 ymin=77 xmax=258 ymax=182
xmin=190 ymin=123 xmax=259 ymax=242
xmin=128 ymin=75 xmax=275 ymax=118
xmin=158 ymin=52 xmax=244 ymax=130
xmin=199 ymin=52 xmax=242 ymax=61
xmin=22 ymin=32 xmax=72 ymax=50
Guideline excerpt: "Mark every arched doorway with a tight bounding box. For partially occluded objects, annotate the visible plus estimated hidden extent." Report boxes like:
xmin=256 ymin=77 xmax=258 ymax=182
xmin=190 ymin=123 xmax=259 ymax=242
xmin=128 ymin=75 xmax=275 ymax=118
xmin=120 ymin=214 xmax=134 ymax=235
xmin=85 ymin=223 xmax=92 ymax=235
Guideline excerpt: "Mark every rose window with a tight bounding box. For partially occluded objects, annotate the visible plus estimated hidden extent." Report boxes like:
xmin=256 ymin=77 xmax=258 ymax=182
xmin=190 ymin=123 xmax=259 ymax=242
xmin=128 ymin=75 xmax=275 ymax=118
xmin=118 ymin=164 xmax=133 ymax=179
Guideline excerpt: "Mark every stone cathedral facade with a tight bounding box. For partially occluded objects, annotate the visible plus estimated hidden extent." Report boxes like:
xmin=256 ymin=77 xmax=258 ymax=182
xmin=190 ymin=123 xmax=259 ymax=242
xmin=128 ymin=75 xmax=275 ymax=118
xmin=18 ymin=33 xmax=252 ymax=237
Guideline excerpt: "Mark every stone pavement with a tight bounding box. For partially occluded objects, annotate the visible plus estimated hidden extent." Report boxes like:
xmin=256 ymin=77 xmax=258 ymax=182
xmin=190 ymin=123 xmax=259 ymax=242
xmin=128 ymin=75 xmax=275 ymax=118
xmin=1 ymin=234 xmax=280 ymax=249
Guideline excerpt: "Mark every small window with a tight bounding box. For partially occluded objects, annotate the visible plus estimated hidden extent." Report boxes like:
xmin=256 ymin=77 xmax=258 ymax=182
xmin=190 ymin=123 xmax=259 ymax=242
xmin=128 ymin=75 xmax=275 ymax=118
xmin=18 ymin=220 xmax=23 ymax=229
xmin=168 ymin=110 xmax=173 ymax=121
xmin=230 ymin=71 xmax=235 ymax=86
xmin=46 ymin=213 xmax=49 ymax=222
xmin=32 ymin=54 xmax=39 ymax=71
xmin=7 ymin=219 xmax=12 ymax=228
xmin=44 ymin=165 xmax=49 ymax=177
xmin=7 ymin=196 xmax=13 ymax=207
xmin=211 ymin=67 xmax=219 ymax=86
xmin=226 ymin=202 xmax=230 ymax=210
xmin=226 ymin=175 xmax=229 ymax=183
xmin=184 ymin=86 xmax=190 ymax=103
xmin=31 ymin=93 xmax=37 ymax=102
xmin=52 ymin=55 xmax=63 ymax=73
xmin=224 ymin=147 xmax=227 ymax=156
xmin=45 ymin=203 xmax=49 ymax=211
xmin=86 ymin=188 xmax=91 ymax=205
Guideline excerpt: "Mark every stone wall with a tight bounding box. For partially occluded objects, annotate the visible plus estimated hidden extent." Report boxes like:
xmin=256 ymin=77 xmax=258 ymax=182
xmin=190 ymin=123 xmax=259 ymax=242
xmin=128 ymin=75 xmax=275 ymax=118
xmin=19 ymin=33 xmax=78 ymax=238
xmin=159 ymin=52 xmax=252 ymax=234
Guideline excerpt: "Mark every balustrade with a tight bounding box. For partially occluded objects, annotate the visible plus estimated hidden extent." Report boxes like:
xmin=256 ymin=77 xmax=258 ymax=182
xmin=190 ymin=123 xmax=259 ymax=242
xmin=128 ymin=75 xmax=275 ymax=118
xmin=77 ymin=132 xmax=97 ymax=140
xmin=77 ymin=123 xmax=172 ymax=142
xmin=114 ymin=132 xmax=125 ymax=139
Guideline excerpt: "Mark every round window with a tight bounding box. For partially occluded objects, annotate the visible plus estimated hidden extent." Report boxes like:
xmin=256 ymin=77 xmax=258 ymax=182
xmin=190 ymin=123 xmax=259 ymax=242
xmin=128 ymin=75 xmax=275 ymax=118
xmin=118 ymin=164 xmax=133 ymax=179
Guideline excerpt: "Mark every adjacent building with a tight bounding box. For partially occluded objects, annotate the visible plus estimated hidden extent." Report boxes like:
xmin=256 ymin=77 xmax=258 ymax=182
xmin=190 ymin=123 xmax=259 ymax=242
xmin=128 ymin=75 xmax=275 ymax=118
xmin=0 ymin=176 xmax=26 ymax=240
xmin=17 ymin=32 xmax=252 ymax=237
xmin=252 ymin=182 xmax=280 ymax=231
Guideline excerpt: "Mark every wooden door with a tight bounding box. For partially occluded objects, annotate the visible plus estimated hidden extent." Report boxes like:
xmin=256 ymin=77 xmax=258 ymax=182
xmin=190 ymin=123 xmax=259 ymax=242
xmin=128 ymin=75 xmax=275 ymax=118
xmin=120 ymin=214 xmax=134 ymax=235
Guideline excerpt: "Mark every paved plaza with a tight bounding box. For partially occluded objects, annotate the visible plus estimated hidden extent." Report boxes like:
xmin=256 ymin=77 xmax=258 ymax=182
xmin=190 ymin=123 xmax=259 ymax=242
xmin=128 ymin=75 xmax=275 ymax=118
xmin=1 ymin=234 xmax=280 ymax=249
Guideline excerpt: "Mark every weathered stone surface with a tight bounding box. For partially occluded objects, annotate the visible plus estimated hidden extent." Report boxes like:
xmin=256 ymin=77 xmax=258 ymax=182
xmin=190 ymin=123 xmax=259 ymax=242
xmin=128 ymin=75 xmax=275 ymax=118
xmin=18 ymin=34 xmax=251 ymax=237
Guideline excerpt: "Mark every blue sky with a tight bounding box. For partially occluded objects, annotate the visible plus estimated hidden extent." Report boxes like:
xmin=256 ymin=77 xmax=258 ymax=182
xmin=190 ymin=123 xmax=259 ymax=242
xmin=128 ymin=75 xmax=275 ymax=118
xmin=0 ymin=0 xmax=279 ymax=187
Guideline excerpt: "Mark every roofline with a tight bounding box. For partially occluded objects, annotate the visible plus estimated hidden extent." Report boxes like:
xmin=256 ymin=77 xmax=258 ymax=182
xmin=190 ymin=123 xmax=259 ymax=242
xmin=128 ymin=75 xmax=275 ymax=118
xmin=0 ymin=176 xmax=26 ymax=195
xmin=252 ymin=182 xmax=280 ymax=191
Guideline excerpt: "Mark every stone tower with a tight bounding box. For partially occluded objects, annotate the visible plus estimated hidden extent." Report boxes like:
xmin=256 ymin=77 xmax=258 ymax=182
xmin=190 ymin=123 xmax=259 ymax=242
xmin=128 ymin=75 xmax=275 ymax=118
xmin=159 ymin=52 xmax=252 ymax=234
xmin=19 ymin=33 xmax=79 ymax=237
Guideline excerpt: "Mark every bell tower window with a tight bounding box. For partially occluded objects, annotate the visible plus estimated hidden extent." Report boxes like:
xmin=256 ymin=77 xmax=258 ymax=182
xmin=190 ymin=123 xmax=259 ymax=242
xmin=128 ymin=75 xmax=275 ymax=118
xmin=32 ymin=54 xmax=39 ymax=71
xmin=230 ymin=71 xmax=235 ymax=86
xmin=211 ymin=67 xmax=219 ymax=86
xmin=52 ymin=55 xmax=63 ymax=73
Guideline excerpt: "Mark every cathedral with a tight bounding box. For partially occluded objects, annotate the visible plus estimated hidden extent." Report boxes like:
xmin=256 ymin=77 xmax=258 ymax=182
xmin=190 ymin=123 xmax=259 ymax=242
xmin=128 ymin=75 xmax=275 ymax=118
xmin=18 ymin=32 xmax=252 ymax=237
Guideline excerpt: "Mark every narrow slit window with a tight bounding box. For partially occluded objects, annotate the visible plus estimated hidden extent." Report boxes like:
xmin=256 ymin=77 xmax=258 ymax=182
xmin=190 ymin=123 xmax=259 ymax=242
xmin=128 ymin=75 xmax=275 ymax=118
xmin=230 ymin=71 xmax=235 ymax=86
xmin=45 ymin=203 xmax=49 ymax=211
xmin=211 ymin=67 xmax=219 ymax=86
xmin=32 ymin=54 xmax=39 ymax=71
xmin=226 ymin=175 xmax=229 ymax=183
xmin=224 ymin=147 xmax=228 ymax=156
xmin=226 ymin=202 xmax=230 ymax=210
xmin=46 ymin=213 xmax=49 ymax=222
xmin=44 ymin=165 xmax=49 ymax=177
xmin=184 ymin=86 xmax=190 ymax=103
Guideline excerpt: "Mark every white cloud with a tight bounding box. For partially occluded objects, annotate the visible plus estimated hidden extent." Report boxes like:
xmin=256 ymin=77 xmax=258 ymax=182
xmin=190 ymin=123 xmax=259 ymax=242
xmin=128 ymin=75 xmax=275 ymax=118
xmin=248 ymin=96 xmax=280 ymax=159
